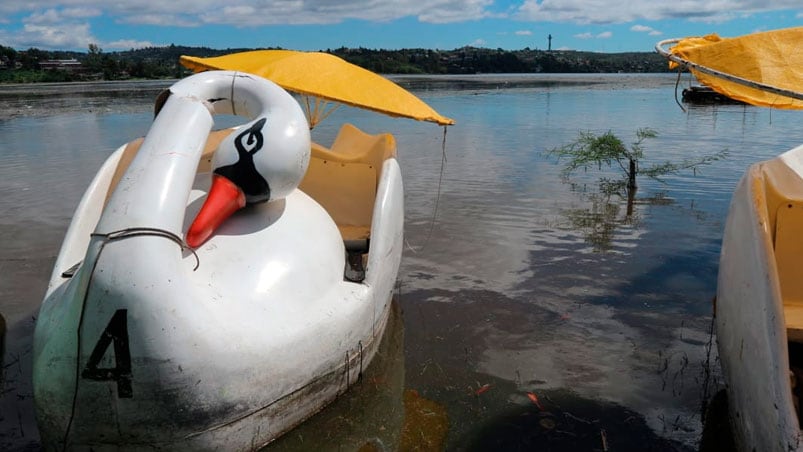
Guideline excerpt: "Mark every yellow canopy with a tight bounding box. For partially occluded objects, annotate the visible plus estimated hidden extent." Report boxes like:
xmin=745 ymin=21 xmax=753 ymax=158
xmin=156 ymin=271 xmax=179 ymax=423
xmin=180 ymin=50 xmax=455 ymax=127
xmin=656 ymin=27 xmax=803 ymax=109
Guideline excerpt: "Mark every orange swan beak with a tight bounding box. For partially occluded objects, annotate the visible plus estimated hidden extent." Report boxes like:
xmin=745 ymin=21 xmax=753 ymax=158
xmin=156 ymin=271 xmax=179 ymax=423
xmin=186 ymin=174 xmax=246 ymax=248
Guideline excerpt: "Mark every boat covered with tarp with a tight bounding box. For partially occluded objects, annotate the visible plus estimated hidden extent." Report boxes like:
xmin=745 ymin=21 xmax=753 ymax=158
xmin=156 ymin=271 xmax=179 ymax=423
xmin=657 ymin=27 xmax=803 ymax=109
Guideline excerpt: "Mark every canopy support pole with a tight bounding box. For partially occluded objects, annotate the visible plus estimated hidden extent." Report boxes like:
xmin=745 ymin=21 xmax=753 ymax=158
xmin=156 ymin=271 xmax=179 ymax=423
xmin=303 ymin=96 xmax=340 ymax=129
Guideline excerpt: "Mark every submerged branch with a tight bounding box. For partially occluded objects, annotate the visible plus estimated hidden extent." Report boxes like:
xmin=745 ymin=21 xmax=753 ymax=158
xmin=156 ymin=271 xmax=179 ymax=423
xmin=640 ymin=149 xmax=729 ymax=181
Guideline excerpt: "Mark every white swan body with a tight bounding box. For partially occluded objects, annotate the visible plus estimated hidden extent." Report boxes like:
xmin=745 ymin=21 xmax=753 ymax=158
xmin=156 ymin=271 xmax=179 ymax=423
xmin=33 ymin=71 xmax=403 ymax=450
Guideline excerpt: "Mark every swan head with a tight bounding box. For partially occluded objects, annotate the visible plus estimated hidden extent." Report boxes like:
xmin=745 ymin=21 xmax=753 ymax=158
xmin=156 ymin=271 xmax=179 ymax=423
xmin=186 ymin=115 xmax=310 ymax=248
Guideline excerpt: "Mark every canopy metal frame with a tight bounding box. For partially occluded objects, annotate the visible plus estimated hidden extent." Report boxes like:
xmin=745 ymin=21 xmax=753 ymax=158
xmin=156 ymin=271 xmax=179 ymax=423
xmin=655 ymin=38 xmax=803 ymax=102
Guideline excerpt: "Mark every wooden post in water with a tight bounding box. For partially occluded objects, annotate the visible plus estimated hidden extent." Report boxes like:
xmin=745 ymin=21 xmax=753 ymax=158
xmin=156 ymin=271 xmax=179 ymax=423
xmin=628 ymin=159 xmax=637 ymax=191
xmin=626 ymin=158 xmax=637 ymax=217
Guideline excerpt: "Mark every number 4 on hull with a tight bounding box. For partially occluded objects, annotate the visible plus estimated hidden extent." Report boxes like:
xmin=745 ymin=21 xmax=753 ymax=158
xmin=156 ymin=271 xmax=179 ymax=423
xmin=81 ymin=309 xmax=133 ymax=398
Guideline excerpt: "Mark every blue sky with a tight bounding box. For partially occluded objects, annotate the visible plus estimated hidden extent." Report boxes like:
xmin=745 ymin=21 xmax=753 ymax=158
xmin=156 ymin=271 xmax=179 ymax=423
xmin=0 ymin=1 xmax=801 ymax=53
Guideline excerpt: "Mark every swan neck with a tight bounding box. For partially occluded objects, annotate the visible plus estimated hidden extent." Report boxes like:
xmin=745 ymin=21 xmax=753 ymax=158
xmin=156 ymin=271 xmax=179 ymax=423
xmin=97 ymin=96 xmax=213 ymax=235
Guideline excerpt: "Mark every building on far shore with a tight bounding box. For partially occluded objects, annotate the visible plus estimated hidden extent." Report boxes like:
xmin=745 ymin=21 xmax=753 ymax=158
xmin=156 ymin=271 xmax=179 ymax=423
xmin=39 ymin=59 xmax=83 ymax=72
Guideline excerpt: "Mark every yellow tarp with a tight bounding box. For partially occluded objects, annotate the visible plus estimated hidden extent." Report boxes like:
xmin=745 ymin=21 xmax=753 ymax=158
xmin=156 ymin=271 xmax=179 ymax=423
xmin=668 ymin=27 xmax=803 ymax=109
xmin=180 ymin=50 xmax=454 ymax=127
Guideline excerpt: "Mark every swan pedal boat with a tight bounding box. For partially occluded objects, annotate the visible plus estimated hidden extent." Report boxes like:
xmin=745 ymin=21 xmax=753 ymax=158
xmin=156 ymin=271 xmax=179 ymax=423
xmin=718 ymin=144 xmax=803 ymax=451
xmin=33 ymin=71 xmax=403 ymax=450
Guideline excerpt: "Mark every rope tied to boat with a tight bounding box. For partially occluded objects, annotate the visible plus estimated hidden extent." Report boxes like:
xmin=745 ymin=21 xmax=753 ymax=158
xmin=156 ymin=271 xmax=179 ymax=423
xmin=60 ymin=226 xmax=199 ymax=451
xmin=419 ymin=126 xmax=449 ymax=250
xmin=673 ymin=70 xmax=687 ymax=113
xmin=94 ymin=227 xmax=200 ymax=271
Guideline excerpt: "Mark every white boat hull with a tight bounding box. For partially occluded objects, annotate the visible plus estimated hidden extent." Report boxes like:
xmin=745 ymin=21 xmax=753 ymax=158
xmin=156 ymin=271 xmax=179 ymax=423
xmin=717 ymin=144 xmax=803 ymax=451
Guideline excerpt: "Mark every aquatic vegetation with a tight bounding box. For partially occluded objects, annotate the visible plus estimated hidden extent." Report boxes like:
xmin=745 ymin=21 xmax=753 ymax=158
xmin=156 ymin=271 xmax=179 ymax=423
xmin=549 ymin=128 xmax=728 ymax=199
xmin=548 ymin=128 xmax=727 ymax=252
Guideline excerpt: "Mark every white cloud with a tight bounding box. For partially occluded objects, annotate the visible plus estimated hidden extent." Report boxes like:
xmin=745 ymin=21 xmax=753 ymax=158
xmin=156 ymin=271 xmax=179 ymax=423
xmin=631 ymin=24 xmax=662 ymax=36
xmin=470 ymin=38 xmax=487 ymax=46
xmin=418 ymin=0 xmax=498 ymax=24
xmin=1 ymin=1 xmax=501 ymax=27
xmin=17 ymin=22 xmax=96 ymax=49
xmin=123 ymin=13 xmax=199 ymax=27
xmin=25 ymin=9 xmax=62 ymax=25
xmin=516 ymin=0 xmax=803 ymax=24
xmin=189 ymin=0 xmax=500 ymax=25
xmin=1 ymin=0 xmax=801 ymax=29
xmin=3 ymin=8 xmax=100 ymax=49
xmin=2 ymin=6 xmax=146 ymax=50
xmin=515 ymin=30 xmax=533 ymax=36
xmin=0 ymin=1 xmax=506 ymax=49
xmin=574 ymin=31 xmax=612 ymax=39
xmin=1 ymin=0 xmax=799 ymax=50
xmin=106 ymin=39 xmax=157 ymax=50
xmin=61 ymin=7 xmax=102 ymax=19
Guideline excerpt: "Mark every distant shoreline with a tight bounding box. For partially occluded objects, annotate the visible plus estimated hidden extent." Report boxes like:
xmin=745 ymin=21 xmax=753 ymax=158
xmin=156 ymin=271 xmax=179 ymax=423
xmin=1 ymin=45 xmax=673 ymax=84
xmin=0 ymin=73 xmax=681 ymax=94
xmin=0 ymin=73 xmax=684 ymax=121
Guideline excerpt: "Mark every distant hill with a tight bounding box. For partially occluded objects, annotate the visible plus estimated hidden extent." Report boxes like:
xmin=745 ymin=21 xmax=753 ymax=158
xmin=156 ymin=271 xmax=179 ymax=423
xmin=0 ymin=44 xmax=672 ymax=83
xmin=328 ymin=47 xmax=670 ymax=74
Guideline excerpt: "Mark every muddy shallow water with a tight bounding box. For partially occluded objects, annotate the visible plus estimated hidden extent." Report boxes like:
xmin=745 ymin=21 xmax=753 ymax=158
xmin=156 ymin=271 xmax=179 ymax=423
xmin=2 ymin=74 xmax=801 ymax=450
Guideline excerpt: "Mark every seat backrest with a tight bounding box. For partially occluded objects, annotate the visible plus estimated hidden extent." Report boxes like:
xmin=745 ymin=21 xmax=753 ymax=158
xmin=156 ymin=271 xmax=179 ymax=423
xmin=299 ymin=124 xmax=396 ymax=240
xmin=775 ymin=201 xmax=803 ymax=305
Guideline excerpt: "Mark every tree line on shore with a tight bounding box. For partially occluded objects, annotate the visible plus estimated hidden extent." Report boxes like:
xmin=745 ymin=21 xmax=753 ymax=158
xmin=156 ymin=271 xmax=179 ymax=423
xmin=0 ymin=43 xmax=672 ymax=83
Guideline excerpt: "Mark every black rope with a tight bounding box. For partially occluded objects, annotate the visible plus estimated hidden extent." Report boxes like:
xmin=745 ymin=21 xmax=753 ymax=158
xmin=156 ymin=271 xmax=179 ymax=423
xmin=60 ymin=227 xmax=198 ymax=451
xmin=422 ymin=126 xmax=449 ymax=247
xmin=229 ymin=73 xmax=238 ymax=116
xmin=103 ymin=227 xmax=199 ymax=271
xmin=674 ymin=70 xmax=687 ymax=113
xmin=357 ymin=340 xmax=364 ymax=382
xmin=344 ymin=351 xmax=350 ymax=391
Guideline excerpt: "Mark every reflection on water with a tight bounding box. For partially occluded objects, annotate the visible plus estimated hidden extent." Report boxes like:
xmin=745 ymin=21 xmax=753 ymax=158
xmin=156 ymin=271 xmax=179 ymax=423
xmin=559 ymin=192 xmax=643 ymax=253
xmin=2 ymin=74 xmax=802 ymax=450
xmin=264 ymin=299 xmax=450 ymax=451
xmin=464 ymin=387 xmax=683 ymax=451
xmin=263 ymin=300 xmax=407 ymax=451
xmin=0 ymin=80 xmax=170 ymax=120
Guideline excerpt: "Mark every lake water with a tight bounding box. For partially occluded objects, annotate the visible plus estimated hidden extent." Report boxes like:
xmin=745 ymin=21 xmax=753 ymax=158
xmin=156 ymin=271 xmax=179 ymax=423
xmin=2 ymin=74 xmax=802 ymax=451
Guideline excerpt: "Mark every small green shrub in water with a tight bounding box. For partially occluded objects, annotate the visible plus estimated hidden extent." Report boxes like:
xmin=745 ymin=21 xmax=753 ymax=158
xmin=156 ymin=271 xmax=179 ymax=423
xmin=549 ymin=128 xmax=727 ymax=197
xmin=548 ymin=128 xmax=728 ymax=252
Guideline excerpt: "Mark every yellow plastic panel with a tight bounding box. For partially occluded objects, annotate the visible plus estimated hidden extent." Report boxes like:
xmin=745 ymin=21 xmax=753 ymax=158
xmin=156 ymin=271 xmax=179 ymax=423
xmin=300 ymin=158 xmax=376 ymax=231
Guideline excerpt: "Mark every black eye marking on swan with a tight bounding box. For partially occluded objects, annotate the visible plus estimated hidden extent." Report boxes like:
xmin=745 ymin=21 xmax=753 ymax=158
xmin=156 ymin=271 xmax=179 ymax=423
xmin=214 ymin=117 xmax=271 ymax=204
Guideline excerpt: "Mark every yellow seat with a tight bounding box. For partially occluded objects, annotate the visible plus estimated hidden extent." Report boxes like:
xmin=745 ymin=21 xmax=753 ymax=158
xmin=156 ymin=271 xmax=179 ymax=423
xmin=300 ymin=124 xmax=396 ymax=246
xmin=761 ymin=160 xmax=803 ymax=339
xmin=776 ymin=201 xmax=803 ymax=340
